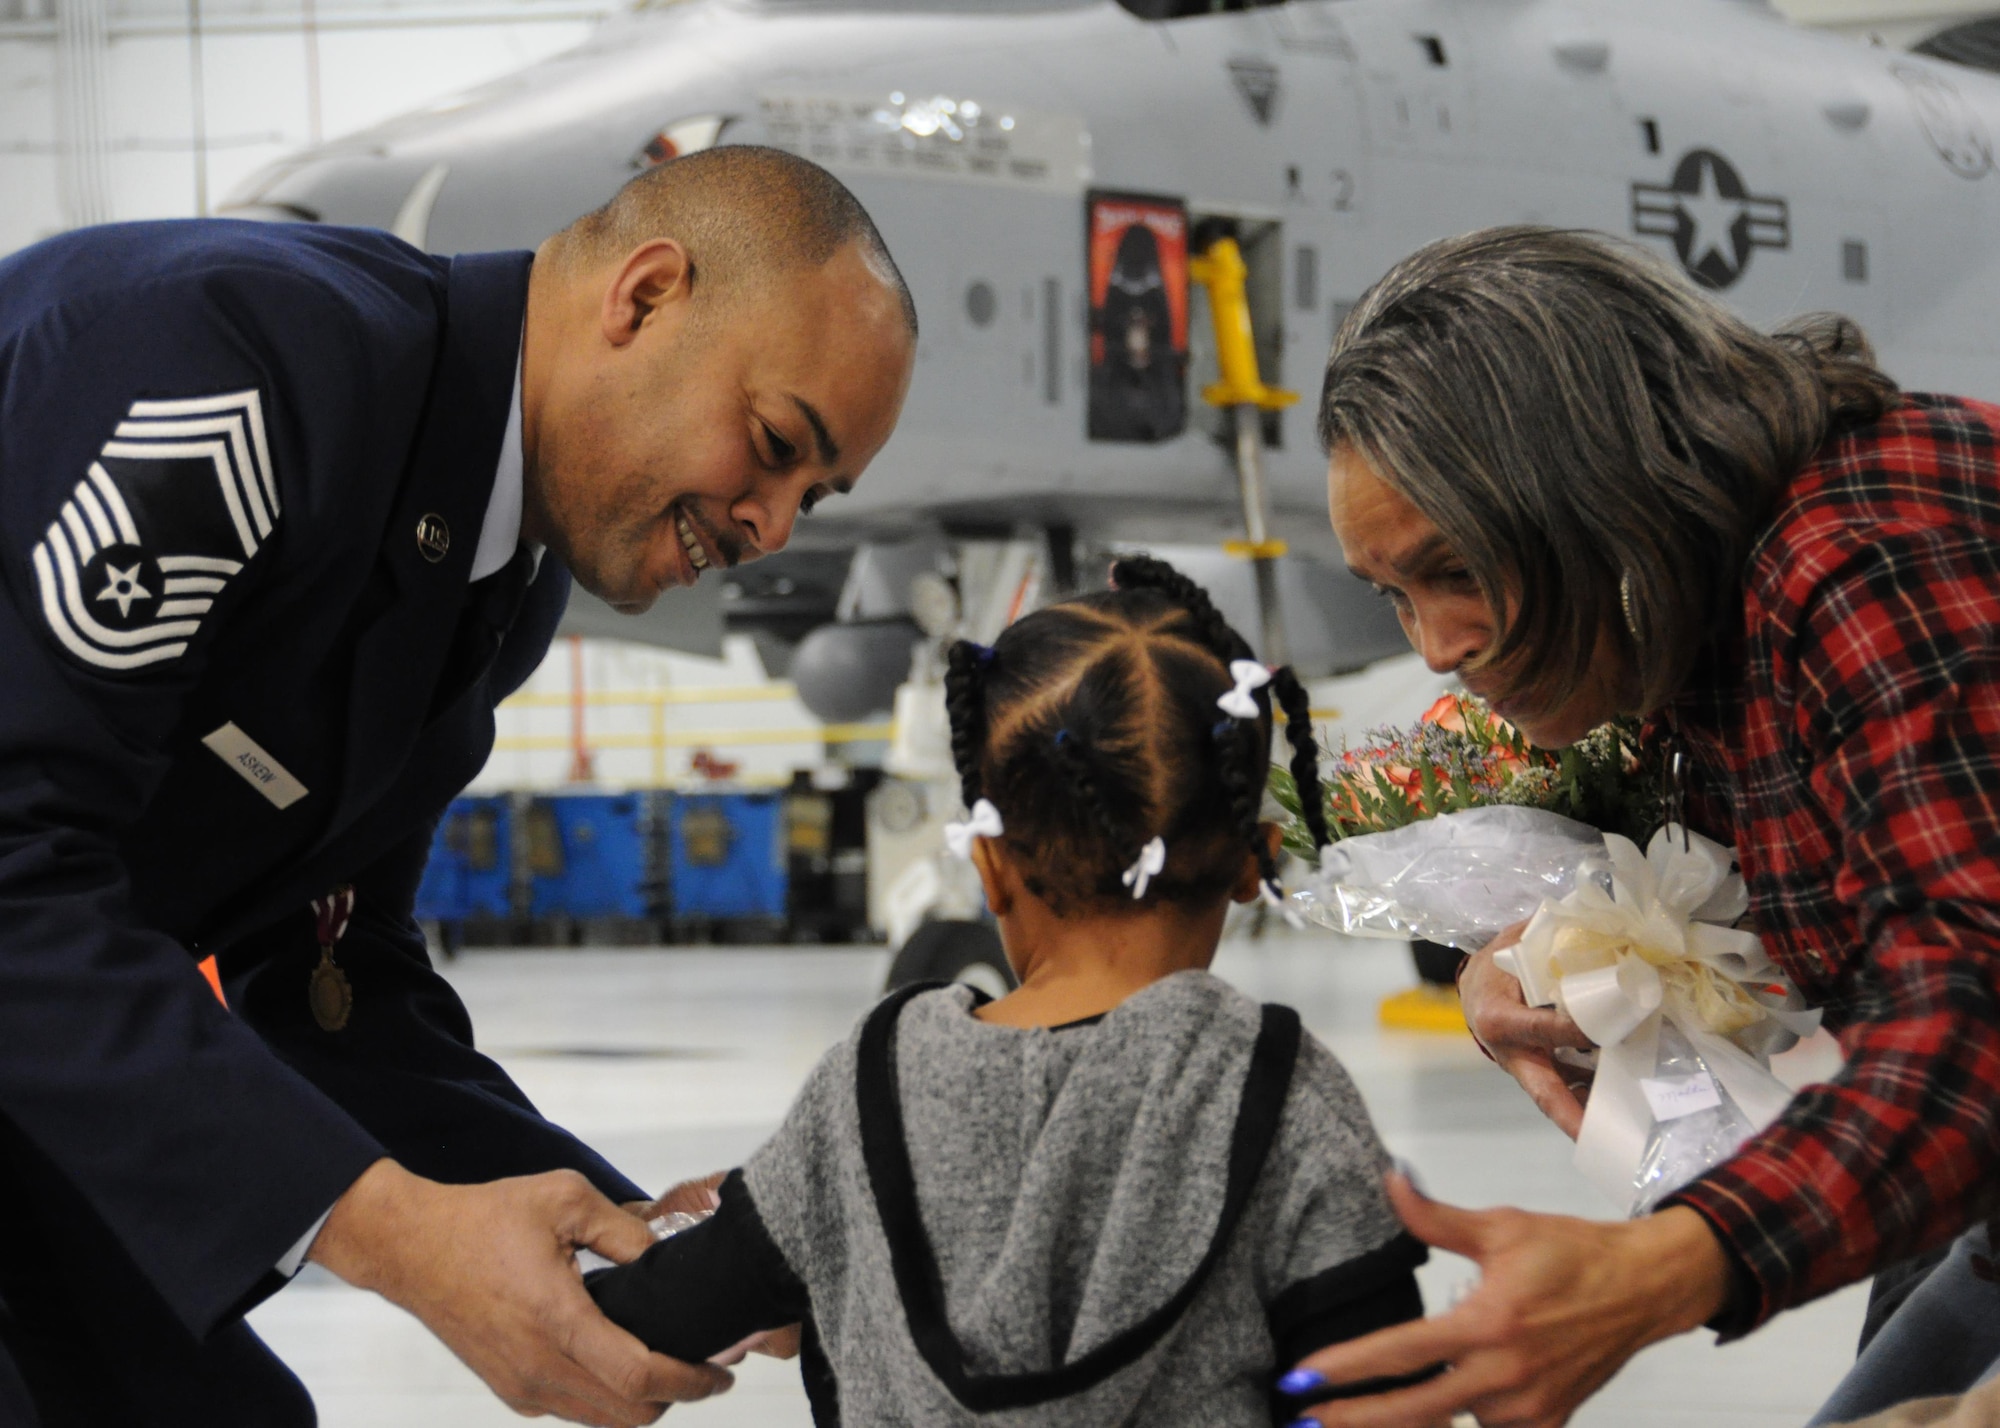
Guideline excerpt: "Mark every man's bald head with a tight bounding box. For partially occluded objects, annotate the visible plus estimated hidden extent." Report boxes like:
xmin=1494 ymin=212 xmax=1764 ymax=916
xmin=547 ymin=144 xmax=917 ymax=338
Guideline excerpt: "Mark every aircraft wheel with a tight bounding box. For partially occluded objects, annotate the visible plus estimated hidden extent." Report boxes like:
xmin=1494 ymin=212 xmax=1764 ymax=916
xmin=885 ymin=920 xmax=1016 ymax=999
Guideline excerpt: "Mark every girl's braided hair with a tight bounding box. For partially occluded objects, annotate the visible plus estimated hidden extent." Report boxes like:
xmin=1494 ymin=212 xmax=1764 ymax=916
xmin=941 ymin=554 xmax=1330 ymax=912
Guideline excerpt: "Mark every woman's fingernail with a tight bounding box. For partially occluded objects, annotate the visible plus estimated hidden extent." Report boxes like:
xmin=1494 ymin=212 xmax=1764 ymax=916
xmin=1277 ymin=1368 xmax=1327 ymax=1395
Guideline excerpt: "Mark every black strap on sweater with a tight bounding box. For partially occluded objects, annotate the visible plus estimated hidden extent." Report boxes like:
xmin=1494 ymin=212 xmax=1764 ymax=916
xmin=856 ymin=983 xmax=1302 ymax=1412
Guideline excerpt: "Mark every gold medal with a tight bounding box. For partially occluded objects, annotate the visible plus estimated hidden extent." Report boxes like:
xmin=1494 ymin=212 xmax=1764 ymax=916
xmin=309 ymin=948 xmax=352 ymax=1032
xmin=309 ymin=884 xmax=358 ymax=1033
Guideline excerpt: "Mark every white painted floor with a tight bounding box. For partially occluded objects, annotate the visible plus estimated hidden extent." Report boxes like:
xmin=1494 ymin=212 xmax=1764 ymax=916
xmin=248 ymin=932 xmax=1869 ymax=1427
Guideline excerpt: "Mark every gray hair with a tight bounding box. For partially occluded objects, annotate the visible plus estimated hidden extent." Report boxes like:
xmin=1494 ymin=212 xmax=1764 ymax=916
xmin=1318 ymin=225 xmax=1896 ymax=716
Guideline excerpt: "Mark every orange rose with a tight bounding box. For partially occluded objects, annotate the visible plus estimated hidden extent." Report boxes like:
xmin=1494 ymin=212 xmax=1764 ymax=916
xmin=1422 ymin=694 xmax=1535 ymax=777
xmin=1421 ymin=693 xmax=1469 ymax=732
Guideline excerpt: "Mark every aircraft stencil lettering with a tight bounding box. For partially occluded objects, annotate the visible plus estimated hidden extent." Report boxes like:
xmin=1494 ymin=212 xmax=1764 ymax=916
xmin=1631 ymin=150 xmax=1789 ymax=292
xmin=757 ymin=92 xmax=1089 ymax=191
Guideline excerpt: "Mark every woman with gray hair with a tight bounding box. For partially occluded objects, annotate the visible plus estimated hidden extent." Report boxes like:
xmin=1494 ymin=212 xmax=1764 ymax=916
xmin=1276 ymin=226 xmax=2000 ymax=1428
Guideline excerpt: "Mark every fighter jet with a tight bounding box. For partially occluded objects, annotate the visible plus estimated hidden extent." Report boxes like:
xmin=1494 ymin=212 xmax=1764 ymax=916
xmin=224 ymin=0 xmax=2000 ymax=717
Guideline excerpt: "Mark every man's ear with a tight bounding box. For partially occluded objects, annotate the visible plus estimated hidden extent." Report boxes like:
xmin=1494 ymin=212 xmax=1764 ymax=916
xmin=970 ymin=838 xmax=1014 ymax=917
xmin=1228 ymin=822 xmax=1285 ymax=905
xmin=601 ymin=239 xmax=693 ymax=345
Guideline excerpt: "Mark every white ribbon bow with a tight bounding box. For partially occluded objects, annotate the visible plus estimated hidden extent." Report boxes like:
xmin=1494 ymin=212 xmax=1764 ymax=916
xmin=1216 ymin=660 xmax=1272 ymax=719
xmin=1122 ymin=837 xmax=1167 ymax=900
xmin=943 ymin=798 xmax=1004 ymax=859
xmin=1493 ymin=824 xmax=1821 ymax=1214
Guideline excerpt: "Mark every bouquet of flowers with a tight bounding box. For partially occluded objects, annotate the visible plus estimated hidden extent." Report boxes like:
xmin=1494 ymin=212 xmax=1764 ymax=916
xmin=1273 ymin=693 xmax=1657 ymax=852
xmin=1270 ymin=695 xmax=1658 ymax=950
xmin=1273 ymin=694 xmax=1821 ymax=1217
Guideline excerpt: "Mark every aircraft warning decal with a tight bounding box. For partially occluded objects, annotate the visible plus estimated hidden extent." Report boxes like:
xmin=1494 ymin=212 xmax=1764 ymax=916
xmin=1087 ymin=192 xmax=1189 ymax=444
xmin=1631 ymin=149 xmax=1788 ymax=291
xmin=756 ymin=92 xmax=1090 ymax=192
xmin=1228 ymin=58 xmax=1281 ymax=128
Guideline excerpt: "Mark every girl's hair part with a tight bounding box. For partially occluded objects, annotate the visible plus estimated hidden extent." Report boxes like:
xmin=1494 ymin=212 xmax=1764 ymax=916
xmin=941 ymin=554 xmax=1329 ymax=913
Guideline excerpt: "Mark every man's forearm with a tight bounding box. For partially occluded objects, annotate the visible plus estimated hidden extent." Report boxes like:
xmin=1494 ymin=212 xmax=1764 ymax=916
xmin=308 ymin=1158 xmax=430 ymax=1297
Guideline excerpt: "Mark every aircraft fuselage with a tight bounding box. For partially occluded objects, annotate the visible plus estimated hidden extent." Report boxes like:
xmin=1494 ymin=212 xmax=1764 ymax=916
xmin=228 ymin=0 xmax=2000 ymax=563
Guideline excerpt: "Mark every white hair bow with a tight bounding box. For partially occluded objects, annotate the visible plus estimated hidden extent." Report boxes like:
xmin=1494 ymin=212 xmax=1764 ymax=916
xmin=1216 ymin=660 xmax=1273 ymax=719
xmin=1122 ymin=836 xmax=1167 ymax=900
xmin=943 ymin=798 xmax=1004 ymax=859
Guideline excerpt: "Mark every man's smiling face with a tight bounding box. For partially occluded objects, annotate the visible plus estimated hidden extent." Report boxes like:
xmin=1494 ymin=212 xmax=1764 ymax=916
xmin=523 ymin=239 xmax=914 ymax=612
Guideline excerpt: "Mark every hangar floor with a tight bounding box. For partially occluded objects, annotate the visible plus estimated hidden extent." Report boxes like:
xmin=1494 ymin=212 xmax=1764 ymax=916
xmin=248 ymin=934 xmax=1868 ymax=1428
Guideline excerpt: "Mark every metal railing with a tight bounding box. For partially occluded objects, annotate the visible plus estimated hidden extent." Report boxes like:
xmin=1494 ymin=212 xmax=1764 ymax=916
xmin=490 ymin=680 xmax=1341 ymax=786
xmin=491 ymin=684 xmax=891 ymax=785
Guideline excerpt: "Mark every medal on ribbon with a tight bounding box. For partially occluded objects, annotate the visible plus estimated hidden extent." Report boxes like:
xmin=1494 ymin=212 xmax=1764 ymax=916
xmin=309 ymin=885 xmax=357 ymax=1032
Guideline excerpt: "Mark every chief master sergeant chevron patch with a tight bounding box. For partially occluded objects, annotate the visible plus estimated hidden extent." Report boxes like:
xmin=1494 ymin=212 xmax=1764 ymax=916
xmin=29 ymin=388 xmax=277 ymax=673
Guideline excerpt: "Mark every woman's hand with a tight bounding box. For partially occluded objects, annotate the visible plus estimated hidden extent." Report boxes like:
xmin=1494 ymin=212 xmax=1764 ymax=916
xmin=1460 ymin=923 xmax=1597 ymax=1138
xmin=1282 ymin=1174 xmax=1733 ymax=1428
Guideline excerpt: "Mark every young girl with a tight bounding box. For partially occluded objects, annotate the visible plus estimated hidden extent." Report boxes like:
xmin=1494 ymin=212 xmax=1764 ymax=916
xmin=587 ymin=556 xmax=1430 ymax=1425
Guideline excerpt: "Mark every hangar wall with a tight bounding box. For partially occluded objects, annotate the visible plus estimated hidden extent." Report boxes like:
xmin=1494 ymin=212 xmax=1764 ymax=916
xmin=0 ymin=0 xmax=605 ymax=258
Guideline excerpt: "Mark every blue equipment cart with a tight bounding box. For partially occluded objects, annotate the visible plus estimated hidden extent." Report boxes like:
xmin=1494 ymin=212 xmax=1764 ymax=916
xmin=669 ymin=791 xmax=788 ymax=922
xmin=415 ymin=795 xmax=513 ymax=924
xmin=526 ymin=793 xmax=658 ymax=921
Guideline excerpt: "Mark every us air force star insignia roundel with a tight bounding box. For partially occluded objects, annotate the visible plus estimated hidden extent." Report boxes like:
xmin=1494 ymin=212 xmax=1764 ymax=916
xmin=30 ymin=389 xmax=276 ymax=672
xmin=1630 ymin=149 xmax=1790 ymax=292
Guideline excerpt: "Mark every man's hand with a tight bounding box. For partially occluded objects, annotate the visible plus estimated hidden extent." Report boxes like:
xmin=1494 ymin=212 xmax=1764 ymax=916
xmin=310 ymin=1159 xmax=733 ymax=1427
xmin=1284 ymin=1174 xmax=1733 ymax=1428
xmin=1461 ymin=924 xmax=1597 ymax=1138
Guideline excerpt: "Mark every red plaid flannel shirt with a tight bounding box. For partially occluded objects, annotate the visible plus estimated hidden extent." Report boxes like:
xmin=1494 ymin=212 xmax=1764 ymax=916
xmin=1660 ymin=394 xmax=2000 ymax=1337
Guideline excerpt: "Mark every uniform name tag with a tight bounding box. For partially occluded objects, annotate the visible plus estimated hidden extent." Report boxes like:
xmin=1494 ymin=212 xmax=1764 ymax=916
xmin=202 ymin=722 xmax=309 ymax=810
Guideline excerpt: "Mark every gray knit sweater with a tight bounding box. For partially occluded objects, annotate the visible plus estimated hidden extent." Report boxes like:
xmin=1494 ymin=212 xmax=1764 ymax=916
xmin=590 ymin=970 xmax=1426 ymax=1425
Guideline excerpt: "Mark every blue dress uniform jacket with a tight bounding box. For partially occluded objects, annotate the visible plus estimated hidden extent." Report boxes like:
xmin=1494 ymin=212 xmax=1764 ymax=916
xmin=0 ymin=220 xmax=646 ymax=1425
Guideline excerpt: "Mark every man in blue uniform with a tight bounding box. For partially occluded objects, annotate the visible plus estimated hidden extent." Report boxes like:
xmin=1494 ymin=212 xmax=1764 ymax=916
xmin=0 ymin=144 xmax=916 ymax=1426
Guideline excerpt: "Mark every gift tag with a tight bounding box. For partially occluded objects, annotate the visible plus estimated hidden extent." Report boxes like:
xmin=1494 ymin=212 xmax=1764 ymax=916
xmin=1641 ymin=1072 xmax=1722 ymax=1122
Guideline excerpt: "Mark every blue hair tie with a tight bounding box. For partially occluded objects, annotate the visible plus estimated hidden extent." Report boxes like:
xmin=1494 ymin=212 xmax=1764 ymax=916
xmin=1211 ymin=718 xmax=1237 ymax=741
xmin=1054 ymin=728 xmax=1071 ymax=748
xmin=971 ymin=643 xmax=997 ymax=668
